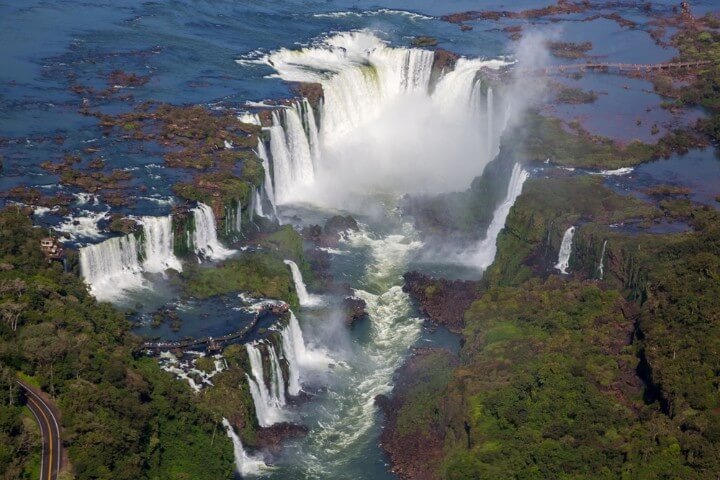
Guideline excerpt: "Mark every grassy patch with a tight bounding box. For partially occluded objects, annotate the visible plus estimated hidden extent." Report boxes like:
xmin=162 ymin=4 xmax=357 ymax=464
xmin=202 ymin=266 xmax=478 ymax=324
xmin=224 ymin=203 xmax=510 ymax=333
xmin=181 ymin=252 xmax=297 ymax=304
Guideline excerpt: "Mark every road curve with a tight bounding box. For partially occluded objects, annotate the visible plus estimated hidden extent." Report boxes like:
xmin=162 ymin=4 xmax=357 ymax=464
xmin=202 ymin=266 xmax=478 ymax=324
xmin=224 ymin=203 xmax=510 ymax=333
xmin=19 ymin=381 xmax=61 ymax=480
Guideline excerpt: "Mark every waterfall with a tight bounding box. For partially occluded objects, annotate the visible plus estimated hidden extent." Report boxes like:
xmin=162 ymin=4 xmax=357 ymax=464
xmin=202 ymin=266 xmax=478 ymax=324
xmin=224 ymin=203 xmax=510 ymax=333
xmin=140 ymin=215 xmax=182 ymax=273
xmin=284 ymin=259 xmax=316 ymax=306
xmin=266 ymin=107 xmax=315 ymax=205
xmin=267 ymin=115 xmax=293 ymax=205
xmin=472 ymin=163 xmax=529 ymax=269
xmin=281 ymin=312 xmax=332 ymax=396
xmin=256 ymin=140 xmax=277 ymax=219
xmin=248 ymin=187 xmax=257 ymax=224
xmin=225 ymin=202 xmax=242 ymax=237
xmin=486 ymin=87 xmax=494 ymax=158
xmin=597 ymin=240 xmax=608 ymax=280
xmin=302 ymin=98 xmax=321 ymax=169
xmin=235 ymin=202 xmax=243 ymax=233
xmin=192 ymin=203 xmax=234 ymax=260
xmin=262 ymin=32 xmax=511 ymax=202
xmin=222 ymin=418 xmax=267 ymax=476
xmin=470 ymin=79 xmax=483 ymax=122
xmin=269 ymin=344 xmax=287 ymax=405
xmin=254 ymin=188 xmax=265 ymax=219
xmin=554 ymin=226 xmax=575 ymax=275
xmin=245 ymin=342 xmax=286 ymax=427
xmin=80 ymin=235 xmax=145 ymax=301
xmin=285 ymin=104 xmax=315 ymax=184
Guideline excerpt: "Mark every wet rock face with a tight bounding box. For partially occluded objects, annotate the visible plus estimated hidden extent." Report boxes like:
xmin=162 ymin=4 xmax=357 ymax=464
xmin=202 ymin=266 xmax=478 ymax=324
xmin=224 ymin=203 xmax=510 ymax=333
xmin=108 ymin=215 xmax=139 ymax=234
xmin=254 ymin=422 xmax=308 ymax=454
xmin=292 ymin=82 xmax=324 ymax=108
xmin=302 ymin=215 xmax=359 ymax=248
xmin=429 ymin=49 xmax=460 ymax=90
xmin=402 ymin=271 xmax=479 ymax=333
xmin=411 ymin=36 xmax=438 ymax=47
xmin=323 ymin=215 xmax=359 ymax=239
xmin=342 ymin=296 xmax=368 ymax=327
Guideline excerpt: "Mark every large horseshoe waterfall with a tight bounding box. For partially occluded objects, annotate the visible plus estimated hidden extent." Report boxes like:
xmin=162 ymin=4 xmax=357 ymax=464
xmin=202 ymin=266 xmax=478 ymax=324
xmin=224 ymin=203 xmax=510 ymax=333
xmin=258 ymin=31 xmax=511 ymax=206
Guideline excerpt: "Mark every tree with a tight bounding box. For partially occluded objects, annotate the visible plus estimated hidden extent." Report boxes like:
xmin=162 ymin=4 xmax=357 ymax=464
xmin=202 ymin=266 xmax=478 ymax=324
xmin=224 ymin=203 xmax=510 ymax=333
xmin=0 ymin=302 xmax=24 ymax=331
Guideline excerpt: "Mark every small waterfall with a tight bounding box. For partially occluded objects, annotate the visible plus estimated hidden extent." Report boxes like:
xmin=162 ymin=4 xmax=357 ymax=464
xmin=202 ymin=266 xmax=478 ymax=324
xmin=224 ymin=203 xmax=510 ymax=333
xmin=267 ymin=114 xmax=293 ymax=205
xmin=284 ymin=105 xmax=315 ymax=185
xmin=254 ymin=188 xmax=265 ymax=219
xmin=222 ymin=418 xmax=267 ymax=477
xmin=554 ymin=226 xmax=575 ymax=275
xmin=80 ymin=235 xmax=145 ymax=301
xmin=245 ymin=343 xmax=286 ymax=427
xmin=269 ymin=344 xmax=287 ymax=405
xmin=301 ymin=98 xmax=321 ymax=169
xmin=141 ymin=215 xmax=182 ymax=273
xmin=473 ymin=163 xmax=529 ymax=269
xmin=597 ymin=239 xmax=608 ymax=280
xmin=256 ymin=140 xmax=277 ymax=219
xmin=486 ymin=87 xmax=494 ymax=158
xmin=192 ymin=203 xmax=234 ymax=260
xmin=284 ymin=259 xmax=315 ymax=306
xmin=248 ymin=187 xmax=257 ymax=224
xmin=281 ymin=312 xmax=331 ymax=396
xmin=266 ymin=106 xmax=316 ymax=204
xmin=225 ymin=202 xmax=242 ymax=237
xmin=470 ymin=79 xmax=483 ymax=121
xmin=235 ymin=202 xmax=243 ymax=233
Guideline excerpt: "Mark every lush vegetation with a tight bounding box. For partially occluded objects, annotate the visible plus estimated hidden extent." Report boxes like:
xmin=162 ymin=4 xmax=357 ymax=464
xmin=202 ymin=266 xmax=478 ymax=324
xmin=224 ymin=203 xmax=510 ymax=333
xmin=181 ymin=251 xmax=298 ymax=306
xmin=0 ymin=208 xmax=237 ymax=480
xmin=652 ymin=17 xmax=720 ymax=144
xmin=522 ymin=114 xmax=657 ymax=168
xmin=387 ymin=176 xmax=720 ymax=478
xmin=483 ymin=175 xmax=658 ymax=287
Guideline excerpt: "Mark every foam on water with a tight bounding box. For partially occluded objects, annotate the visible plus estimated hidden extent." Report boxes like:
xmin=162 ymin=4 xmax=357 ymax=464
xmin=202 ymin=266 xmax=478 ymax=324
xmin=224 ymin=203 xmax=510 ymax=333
xmin=55 ymin=210 xmax=109 ymax=240
xmin=287 ymin=223 xmax=423 ymax=477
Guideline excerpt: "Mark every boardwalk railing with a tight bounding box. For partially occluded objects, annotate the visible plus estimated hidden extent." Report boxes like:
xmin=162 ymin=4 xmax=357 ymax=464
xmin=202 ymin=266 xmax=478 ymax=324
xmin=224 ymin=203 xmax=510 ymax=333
xmin=140 ymin=302 xmax=289 ymax=354
xmin=496 ymin=60 xmax=713 ymax=77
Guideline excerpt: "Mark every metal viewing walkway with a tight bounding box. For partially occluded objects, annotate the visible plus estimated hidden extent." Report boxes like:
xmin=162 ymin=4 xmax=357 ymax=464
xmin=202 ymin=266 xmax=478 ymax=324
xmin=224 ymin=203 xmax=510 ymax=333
xmin=140 ymin=302 xmax=288 ymax=354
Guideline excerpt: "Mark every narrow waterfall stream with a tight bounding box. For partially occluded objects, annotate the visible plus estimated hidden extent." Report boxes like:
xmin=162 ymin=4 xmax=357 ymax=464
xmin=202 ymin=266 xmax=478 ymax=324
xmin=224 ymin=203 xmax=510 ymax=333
xmin=555 ymin=226 xmax=576 ymax=274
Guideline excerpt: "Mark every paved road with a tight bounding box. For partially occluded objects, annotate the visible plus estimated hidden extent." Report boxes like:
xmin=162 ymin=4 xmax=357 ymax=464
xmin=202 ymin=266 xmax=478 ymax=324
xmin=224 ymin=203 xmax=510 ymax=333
xmin=19 ymin=382 xmax=61 ymax=480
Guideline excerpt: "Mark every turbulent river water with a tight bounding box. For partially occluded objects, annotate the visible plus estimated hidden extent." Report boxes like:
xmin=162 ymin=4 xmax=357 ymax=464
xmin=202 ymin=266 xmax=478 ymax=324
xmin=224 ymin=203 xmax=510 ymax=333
xmin=4 ymin=1 xmax=720 ymax=478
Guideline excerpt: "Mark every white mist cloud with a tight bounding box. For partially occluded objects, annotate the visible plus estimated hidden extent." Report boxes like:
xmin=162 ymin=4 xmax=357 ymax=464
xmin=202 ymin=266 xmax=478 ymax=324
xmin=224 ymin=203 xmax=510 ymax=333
xmin=265 ymin=29 xmax=553 ymax=210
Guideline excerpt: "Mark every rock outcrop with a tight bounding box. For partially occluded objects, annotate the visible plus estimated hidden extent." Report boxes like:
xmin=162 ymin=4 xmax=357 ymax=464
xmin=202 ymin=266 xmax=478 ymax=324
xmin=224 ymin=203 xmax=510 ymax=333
xmin=402 ymin=271 xmax=479 ymax=333
xmin=377 ymin=348 xmax=458 ymax=480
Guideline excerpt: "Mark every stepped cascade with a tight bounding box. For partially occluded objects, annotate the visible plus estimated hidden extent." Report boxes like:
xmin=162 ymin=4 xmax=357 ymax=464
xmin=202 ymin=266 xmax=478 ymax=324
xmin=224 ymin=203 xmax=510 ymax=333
xmin=245 ymin=311 xmax=331 ymax=425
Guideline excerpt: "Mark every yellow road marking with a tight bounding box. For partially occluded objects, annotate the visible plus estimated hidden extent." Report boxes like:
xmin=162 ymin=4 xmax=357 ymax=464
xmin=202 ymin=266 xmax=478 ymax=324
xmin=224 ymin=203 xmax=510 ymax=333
xmin=28 ymin=396 xmax=53 ymax=480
